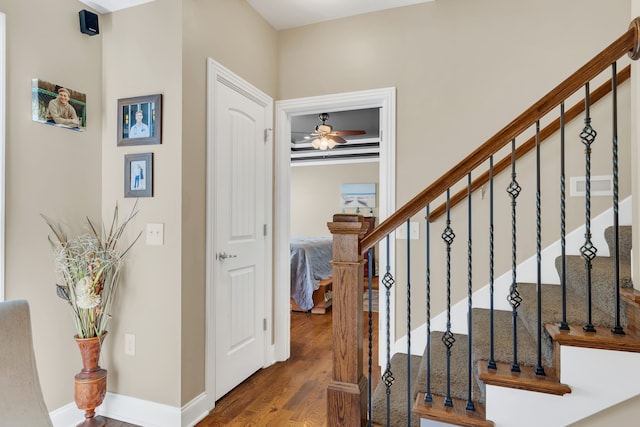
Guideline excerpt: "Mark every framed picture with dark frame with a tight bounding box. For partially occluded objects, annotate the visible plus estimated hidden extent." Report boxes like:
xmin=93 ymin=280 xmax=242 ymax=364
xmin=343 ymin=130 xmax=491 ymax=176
xmin=117 ymin=94 xmax=162 ymax=146
xmin=124 ymin=152 xmax=153 ymax=198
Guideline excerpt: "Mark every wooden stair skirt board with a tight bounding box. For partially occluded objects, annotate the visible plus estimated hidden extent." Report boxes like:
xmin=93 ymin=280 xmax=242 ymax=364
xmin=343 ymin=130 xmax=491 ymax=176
xmin=413 ymin=393 xmax=494 ymax=427
xmin=290 ymin=277 xmax=333 ymax=314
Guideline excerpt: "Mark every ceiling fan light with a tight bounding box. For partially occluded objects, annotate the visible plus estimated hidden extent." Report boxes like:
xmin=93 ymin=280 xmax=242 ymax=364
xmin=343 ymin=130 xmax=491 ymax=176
xmin=311 ymin=136 xmax=333 ymax=150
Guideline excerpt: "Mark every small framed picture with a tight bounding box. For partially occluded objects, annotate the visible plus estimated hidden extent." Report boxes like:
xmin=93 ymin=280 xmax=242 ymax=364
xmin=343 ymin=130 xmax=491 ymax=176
xmin=117 ymin=94 xmax=162 ymax=146
xmin=124 ymin=152 xmax=153 ymax=198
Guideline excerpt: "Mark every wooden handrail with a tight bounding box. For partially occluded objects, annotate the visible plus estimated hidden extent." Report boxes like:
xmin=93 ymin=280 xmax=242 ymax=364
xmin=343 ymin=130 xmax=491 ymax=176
xmin=360 ymin=18 xmax=640 ymax=254
xmin=428 ymin=64 xmax=631 ymax=222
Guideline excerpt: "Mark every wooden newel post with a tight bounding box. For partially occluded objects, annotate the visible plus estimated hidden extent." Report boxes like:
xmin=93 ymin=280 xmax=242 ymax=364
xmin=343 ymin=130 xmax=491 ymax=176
xmin=327 ymin=214 xmax=369 ymax=427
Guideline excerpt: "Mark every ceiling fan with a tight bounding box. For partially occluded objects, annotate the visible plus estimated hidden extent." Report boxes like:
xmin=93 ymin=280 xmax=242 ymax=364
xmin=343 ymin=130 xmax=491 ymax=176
xmin=305 ymin=113 xmax=366 ymax=150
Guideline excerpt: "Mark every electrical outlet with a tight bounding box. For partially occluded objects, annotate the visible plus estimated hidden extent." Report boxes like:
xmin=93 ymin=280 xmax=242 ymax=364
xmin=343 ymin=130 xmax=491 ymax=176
xmin=146 ymin=223 xmax=164 ymax=246
xmin=396 ymin=222 xmax=420 ymax=240
xmin=125 ymin=333 xmax=136 ymax=356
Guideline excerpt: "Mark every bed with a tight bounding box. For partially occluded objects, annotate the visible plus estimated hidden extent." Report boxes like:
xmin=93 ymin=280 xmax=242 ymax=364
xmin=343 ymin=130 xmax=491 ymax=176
xmin=290 ymin=237 xmax=333 ymax=313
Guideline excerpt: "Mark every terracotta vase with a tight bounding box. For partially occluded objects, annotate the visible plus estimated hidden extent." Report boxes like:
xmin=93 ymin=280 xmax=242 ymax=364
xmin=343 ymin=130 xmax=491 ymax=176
xmin=74 ymin=333 xmax=107 ymax=427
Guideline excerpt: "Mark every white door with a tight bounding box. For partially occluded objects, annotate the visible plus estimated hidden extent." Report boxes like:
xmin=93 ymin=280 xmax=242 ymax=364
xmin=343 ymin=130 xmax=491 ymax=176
xmin=210 ymin=61 xmax=272 ymax=401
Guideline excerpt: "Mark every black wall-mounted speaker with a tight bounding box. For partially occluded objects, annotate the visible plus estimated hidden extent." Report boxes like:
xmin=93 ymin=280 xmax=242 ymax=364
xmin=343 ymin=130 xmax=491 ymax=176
xmin=79 ymin=10 xmax=99 ymax=36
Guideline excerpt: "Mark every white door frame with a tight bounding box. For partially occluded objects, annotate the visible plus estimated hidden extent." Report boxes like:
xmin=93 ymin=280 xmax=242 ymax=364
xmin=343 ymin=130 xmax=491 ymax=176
xmin=0 ymin=12 xmax=5 ymax=302
xmin=205 ymin=58 xmax=273 ymax=408
xmin=274 ymin=87 xmax=397 ymax=361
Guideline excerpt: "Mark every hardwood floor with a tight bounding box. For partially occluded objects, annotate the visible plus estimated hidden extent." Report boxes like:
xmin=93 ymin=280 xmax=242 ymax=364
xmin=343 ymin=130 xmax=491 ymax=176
xmin=104 ymin=306 xmax=379 ymax=426
xmin=197 ymin=309 xmax=379 ymax=426
xmin=104 ymin=417 xmax=139 ymax=427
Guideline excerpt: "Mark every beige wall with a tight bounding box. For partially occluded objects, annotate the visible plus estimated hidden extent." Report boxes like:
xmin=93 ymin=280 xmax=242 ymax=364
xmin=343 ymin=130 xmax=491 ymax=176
xmin=278 ymin=0 xmax=632 ymax=334
xmin=290 ymin=162 xmax=379 ymax=237
xmin=0 ymin=0 xmax=103 ymax=411
xmin=101 ymin=0 xmax=183 ymax=406
xmin=571 ymin=394 xmax=640 ymax=426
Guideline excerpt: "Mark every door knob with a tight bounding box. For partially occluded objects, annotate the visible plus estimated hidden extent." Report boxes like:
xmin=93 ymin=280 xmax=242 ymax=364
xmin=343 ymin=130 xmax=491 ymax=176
xmin=217 ymin=252 xmax=238 ymax=261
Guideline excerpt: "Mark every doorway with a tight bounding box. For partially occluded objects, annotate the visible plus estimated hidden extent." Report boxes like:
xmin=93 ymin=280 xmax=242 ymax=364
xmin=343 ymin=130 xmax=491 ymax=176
xmin=274 ymin=88 xmax=397 ymax=362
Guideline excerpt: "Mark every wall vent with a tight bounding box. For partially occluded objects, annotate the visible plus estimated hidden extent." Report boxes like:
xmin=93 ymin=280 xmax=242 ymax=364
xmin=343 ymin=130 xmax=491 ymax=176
xmin=570 ymin=175 xmax=614 ymax=197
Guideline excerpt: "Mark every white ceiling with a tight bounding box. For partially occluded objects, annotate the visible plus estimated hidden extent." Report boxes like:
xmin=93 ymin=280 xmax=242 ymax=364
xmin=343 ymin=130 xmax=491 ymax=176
xmin=246 ymin=0 xmax=434 ymax=30
xmin=80 ymin=0 xmax=434 ymax=30
xmin=79 ymin=0 xmax=155 ymax=14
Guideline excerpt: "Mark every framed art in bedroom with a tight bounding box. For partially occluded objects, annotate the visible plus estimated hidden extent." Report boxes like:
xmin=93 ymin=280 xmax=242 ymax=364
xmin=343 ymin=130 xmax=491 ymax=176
xmin=124 ymin=152 xmax=153 ymax=198
xmin=117 ymin=94 xmax=162 ymax=146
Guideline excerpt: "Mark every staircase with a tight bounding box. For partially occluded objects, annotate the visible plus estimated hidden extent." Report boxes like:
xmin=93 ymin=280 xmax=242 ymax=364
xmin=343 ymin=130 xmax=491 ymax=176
xmin=324 ymin=17 xmax=640 ymax=427
xmin=371 ymin=225 xmax=640 ymax=426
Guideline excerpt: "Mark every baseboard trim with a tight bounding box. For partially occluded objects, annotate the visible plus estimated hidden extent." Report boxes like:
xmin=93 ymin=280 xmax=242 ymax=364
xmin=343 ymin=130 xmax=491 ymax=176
xmin=49 ymin=402 xmax=84 ymax=427
xmin=181 ymin=392 xmax=212 ymax=427
xmin=50 ymin=391 xmax=213 ymax=427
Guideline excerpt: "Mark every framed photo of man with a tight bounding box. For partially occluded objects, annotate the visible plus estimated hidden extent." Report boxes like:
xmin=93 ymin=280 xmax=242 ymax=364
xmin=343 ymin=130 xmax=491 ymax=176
xmin=117 ymin=94 xmax=162 ymax=146
xmin=31 ymin=79 xmax=86 ymax=131
xmin=124 ymin=152 xmax=153 ymax=198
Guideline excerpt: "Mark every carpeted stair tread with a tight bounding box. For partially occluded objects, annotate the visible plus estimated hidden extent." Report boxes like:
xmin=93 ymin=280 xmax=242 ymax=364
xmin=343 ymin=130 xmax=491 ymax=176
xmin=471 ymin=308 xmax=549 ymax=369
xmin=605 ymin=226 xmax=632 ymax=263
xmin=560 ymin=255 xmax=631 ymax=320
xmin=517 ymin=282 xmax=619 ymax=364
xmin=414 ymin=331 xmax=483 ymax=404
xmin=371 ymin=353 xmax=422 ymax=427
xmin=518 ymin=282 xmax=617 ymax=329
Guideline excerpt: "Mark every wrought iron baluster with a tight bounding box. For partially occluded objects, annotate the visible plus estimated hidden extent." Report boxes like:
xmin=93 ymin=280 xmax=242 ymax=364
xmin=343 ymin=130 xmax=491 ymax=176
xmin=466 ymin=174 xmax=476 ymax=411
xmin=381 ymin=236 xmax=395 ymax=427
xmin=506 ymin=139 xmax=522 ymax=373
xmin=488 ymin=156 xmax=497 ymax=370
xmin=611 ymin=62 xmax=624 ymax=335
xmin=367 ymin=247 xmax=374 ymax=426
xmin=424 ymin=205 xmax=433 ymax=403
xmin=580 ymin=83 xmax=598 ymax=333
xmin=406 ymin=221 xmax=411 ymax=427
xmin=441 ymin=189 xmax=456 ymax=407
xmin=535 ymin=121 xmax=546 ymax=376
xmin=559 ymin=102 xmax=569 ymax=331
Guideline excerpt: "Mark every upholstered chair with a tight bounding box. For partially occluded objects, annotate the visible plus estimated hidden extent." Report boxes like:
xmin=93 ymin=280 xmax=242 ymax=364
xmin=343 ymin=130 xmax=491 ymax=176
xmin=0 ymin=299 xmax=53 ymax=427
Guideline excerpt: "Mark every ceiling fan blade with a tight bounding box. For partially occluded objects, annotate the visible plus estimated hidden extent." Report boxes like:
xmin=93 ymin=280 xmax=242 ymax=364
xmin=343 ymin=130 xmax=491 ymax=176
xmin=331 ymin=136 xmax=347 ymax=144
xmin=330 ymin=130 xmax=366 ymax=136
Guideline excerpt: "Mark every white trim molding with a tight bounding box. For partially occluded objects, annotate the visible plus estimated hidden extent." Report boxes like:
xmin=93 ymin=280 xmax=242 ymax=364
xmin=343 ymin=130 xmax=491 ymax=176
xmin=275 ymin=87 xmax=397 ymax=362
xmin=50 ymin=391 xmax=209 ymax=427
xmin=0 ymin=12 xmax=5 ymax=302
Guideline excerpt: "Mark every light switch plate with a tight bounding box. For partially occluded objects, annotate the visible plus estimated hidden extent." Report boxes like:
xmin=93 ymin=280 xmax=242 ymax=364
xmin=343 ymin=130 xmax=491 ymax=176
xmin=146 ymin=223 xmax=164 ymax=246
xmin=396 ymin=222 xmax=420 ymax=240
xmin=125 ymin=333 xmax=135 ymax=356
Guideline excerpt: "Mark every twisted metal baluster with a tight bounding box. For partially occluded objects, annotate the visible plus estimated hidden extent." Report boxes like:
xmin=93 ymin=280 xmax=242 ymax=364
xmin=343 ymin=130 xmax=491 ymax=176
xmin=425 ymin=205 xmax=433 ymax=403
xmin=466 ymin=174 xmax=476 ymax=411
xmin=580 ymin=83 xmax=598 ymax=333
xmin=535 ymin=121 xmax=546 ymax=377
xmin=406 ymin=221 xmax=411 ymax=427
xmin=611 ymin=62 xmax=624 ymax=335
xmin=559 ymin=102 xmax=569 ymax=331
xmin=382 ymin=236 xmax=395 ymax=426
xmin=441 ymin=189 xmax=456 ymax=407
xmin=367 ymin=247 xmax=374 ymax=426
xmin=506 ymin=139 xmax=522 ymax=373
xmin=488 ymin=156 xmax=497 ymax=370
